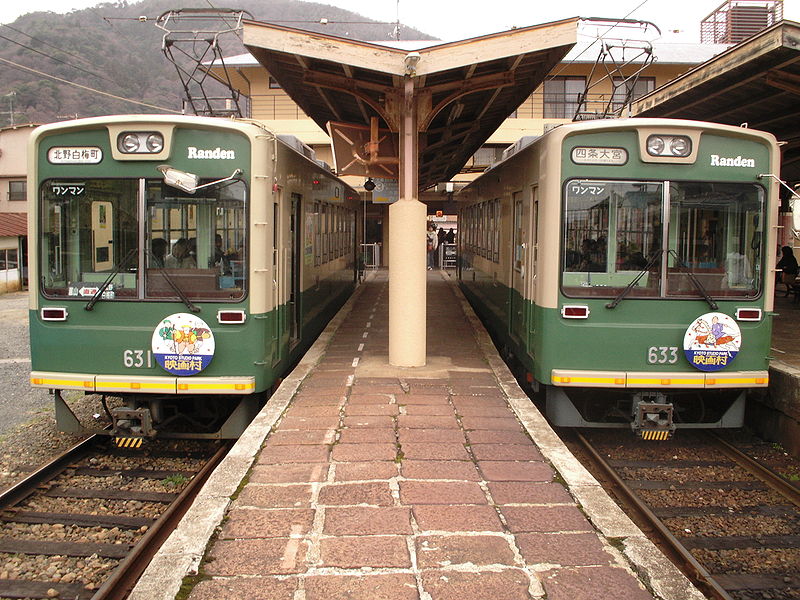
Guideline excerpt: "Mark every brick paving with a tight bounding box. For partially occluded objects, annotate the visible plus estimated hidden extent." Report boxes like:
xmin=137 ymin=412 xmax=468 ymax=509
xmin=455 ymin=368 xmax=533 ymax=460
xmin=187 ymin=271 xmax=655 ymax=600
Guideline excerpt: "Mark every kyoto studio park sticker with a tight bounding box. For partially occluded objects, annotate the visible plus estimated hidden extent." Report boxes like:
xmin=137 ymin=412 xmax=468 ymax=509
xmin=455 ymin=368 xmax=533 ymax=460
xmin=683 ymin=312 xmax=742 ymax=372
xmin=151 ymin=313 xmax=215 ymax=376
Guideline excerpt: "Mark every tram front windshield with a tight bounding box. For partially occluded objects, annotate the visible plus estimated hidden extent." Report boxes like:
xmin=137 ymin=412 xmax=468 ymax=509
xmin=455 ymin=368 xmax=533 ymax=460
xmin=39 ymin=178 xmax=247 ymax=301
xmin=562 ymin=180 xmax=764 ymax=299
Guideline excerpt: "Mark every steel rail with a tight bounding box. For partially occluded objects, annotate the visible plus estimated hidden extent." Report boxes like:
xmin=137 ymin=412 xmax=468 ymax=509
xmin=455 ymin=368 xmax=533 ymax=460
xmin=574 ymin=430 xmax=734 ymax=600
xmin=0 ymin=435 xmax=98 ymax=509
xmin=706 ymin=431 xmax=800 ymax=509
xmin=90 ymin=441 xmax=233 ymax=600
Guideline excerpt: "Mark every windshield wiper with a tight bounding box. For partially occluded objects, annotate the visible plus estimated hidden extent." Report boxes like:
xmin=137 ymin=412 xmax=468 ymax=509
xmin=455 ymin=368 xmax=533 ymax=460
xmin=667 ymin=250 xmax=718 ymax=310
xmin=606 ymin=249 xmax=663 ymax=309
xmin=149 ymin=251 xmax=201 ymax=313
xmin=85 ymin=248 xmax=138 ymax=311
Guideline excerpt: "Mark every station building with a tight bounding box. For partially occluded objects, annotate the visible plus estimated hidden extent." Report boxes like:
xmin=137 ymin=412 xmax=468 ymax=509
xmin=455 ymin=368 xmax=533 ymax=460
xmin=0 ymin=123 xmax=36 ymax=293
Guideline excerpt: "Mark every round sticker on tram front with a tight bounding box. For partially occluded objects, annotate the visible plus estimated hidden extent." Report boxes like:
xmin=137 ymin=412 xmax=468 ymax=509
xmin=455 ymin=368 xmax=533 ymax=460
xmin=683 ymin=312 xmax=741 ymax=372
xmin=151 ymin=313 xmax=215 ymax=376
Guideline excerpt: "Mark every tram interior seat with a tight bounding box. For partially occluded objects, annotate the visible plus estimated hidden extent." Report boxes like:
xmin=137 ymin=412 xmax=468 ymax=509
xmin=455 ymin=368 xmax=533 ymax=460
xmin=147 ymin=268 xmax=238 ymax=297
xmin=668 ymin=268 xmax=726 ymax=293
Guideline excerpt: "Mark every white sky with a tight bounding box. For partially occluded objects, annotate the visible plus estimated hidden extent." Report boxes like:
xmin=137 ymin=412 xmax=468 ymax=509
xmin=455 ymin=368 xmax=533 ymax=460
xmin=1 ymin=0 xmax=799 ymax=43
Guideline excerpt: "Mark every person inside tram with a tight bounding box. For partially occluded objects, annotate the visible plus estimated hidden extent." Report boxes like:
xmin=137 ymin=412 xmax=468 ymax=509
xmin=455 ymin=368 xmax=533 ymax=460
xmin=165 ymin=238 xmax=196 ymax=268
xmin=150 ymin=237 xmax=168 ymax=267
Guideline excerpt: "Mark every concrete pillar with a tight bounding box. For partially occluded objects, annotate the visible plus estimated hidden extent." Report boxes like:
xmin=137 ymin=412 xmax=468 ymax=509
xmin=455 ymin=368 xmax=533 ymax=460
xmin=388 ymin=198 xmax=427 ymax=366
xmin=388 ymin=77 xmax=426 ymax=367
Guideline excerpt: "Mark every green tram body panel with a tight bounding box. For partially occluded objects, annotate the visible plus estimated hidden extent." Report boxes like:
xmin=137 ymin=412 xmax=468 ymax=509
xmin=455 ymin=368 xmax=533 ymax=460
xmin=458 ymin=119 xmax=779 ymax=427
xmin=29 ymin=116 xmax=359 ymax=435
xmin=29 ymin=279 xmax=352 ymax=394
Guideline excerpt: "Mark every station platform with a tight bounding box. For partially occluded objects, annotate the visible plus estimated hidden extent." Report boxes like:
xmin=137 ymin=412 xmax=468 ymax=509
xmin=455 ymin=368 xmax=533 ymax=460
xmin=131 ymin=270 xmax=704 ymax=600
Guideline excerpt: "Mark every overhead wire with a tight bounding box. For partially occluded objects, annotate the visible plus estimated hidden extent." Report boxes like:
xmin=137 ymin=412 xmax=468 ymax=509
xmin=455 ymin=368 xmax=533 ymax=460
xmin=2 ymin=23 xmax=104 ymax=71
xmin=0 ymin=55 xmax=181 ymax=113
xmin=546 ymin=0 xmax=653 ymax=81
xmin=0 ymin=12 xmax=186 ymax=117
xmin=0 ymin=31 xmax=118 ymax=85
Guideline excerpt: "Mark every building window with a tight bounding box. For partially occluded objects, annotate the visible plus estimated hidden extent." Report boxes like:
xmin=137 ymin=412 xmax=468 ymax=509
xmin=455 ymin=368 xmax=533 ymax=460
xmin=269 ymin=77 xmax=282 ymax=89
xmin=8 ymin=180 xmax=25 ymax=202
xmin=0 ymin=248 xmax=18 ymax=270
xmin=543 ymin=77 xmax=586 ymax=119
xmin=611 ymin=77 xmax=655 ymax=113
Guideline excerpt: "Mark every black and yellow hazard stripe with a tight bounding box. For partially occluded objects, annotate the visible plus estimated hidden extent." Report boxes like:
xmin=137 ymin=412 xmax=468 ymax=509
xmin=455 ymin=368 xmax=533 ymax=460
xmin=115 ymin=437 xmax=144 ymax=449
xmin=639 ymin=429 xmax=672 ymax=441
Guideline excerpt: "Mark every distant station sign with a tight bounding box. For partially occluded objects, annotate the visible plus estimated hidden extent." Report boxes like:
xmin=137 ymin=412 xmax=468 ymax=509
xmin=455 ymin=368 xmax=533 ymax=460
xmin=371 ymin=178 xmax=399 ymax=204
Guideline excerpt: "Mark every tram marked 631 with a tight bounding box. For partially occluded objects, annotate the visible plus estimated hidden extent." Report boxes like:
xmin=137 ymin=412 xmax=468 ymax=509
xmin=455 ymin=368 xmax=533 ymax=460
xmin=29 ymin=115 xmax=360 ymax=440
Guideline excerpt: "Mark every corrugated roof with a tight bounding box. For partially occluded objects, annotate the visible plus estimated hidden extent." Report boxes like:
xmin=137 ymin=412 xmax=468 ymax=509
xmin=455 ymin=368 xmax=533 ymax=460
xmin=564 ymin=39 xmax=732 ymax=64
xmin=632 ymin=21 xmax=800 ymax=182
xmin=0 ymin=213 xmax=27 ymax=237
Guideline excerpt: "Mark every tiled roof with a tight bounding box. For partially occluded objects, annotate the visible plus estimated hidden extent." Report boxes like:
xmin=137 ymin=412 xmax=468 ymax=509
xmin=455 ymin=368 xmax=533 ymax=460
xmin=0 ymin=213 xmax=27 ymax=237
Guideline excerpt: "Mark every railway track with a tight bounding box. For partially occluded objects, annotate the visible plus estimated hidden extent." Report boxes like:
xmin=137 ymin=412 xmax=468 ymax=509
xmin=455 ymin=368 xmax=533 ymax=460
xmin=570 ymin=429 xmax=800 ymax=600
xmin=0 ymin=436 xmax=231 ymax=600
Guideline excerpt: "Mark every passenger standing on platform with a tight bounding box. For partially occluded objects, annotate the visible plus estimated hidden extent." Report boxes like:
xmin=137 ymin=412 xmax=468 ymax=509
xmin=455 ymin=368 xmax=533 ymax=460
xmin=445 ymin=228 xmax=455 ymax=244
xmin=777 ymin=245 xmax=799 ymax=296
xmin=426 ymin=222 xmax=439 ymax=270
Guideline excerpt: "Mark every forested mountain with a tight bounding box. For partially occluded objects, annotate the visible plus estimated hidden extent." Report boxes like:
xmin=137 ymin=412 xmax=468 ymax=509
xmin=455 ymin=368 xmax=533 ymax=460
xmin=0 ymin=0 xmax=436 ymax=126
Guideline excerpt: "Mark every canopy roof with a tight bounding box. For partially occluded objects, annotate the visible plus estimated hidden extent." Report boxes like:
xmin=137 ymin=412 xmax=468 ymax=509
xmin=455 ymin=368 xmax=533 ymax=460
xmin=243 ymin=19 xmax=578 ymax=190
xmin=632 ymin=21 xmax=800 ymax=181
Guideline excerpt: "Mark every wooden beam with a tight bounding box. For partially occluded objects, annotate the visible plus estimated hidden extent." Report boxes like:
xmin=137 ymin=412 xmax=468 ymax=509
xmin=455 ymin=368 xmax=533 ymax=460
xmin=244 ymin=18 xmax=576 ymax=78
xmin=632 ymin=22 xmax=800 ymax=116
xmin=764 ymin=73 xmax=800 ymax=96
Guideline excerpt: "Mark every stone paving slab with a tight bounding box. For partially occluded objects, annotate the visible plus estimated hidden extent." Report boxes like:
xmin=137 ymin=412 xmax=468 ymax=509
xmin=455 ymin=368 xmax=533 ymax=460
xmin=131 ymin=271 xmax=705 ymax=600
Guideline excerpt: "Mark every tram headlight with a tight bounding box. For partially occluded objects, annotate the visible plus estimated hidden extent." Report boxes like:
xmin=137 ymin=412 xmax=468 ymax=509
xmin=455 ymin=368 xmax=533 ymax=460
xmin=646 ymin=134 xmax=692 ymax=158
xmin=646 ymin=135 xmax=665 ymax=156
xmin=119 ymin=133 xmax=141 ymax=153
xmin=669 ymin=136 xmax=691 ymax=156
xmin=146 ymin=133 xmax=164 ymax=153
xmin=117 ymin=131 xmax=165 ymax=154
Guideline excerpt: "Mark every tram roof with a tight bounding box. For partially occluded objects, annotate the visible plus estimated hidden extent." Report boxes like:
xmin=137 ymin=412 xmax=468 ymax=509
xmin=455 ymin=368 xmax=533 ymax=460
xmin=242 ymin=18 xmax=578 ymax=190
xmin=631 ymin=20 xmax=800 ymax=182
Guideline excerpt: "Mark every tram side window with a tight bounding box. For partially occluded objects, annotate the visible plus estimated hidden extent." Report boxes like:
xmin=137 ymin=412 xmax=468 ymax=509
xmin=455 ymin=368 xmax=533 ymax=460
xmin=145 ymin=179 xmax=246 ymax=300
xmin=40 ymin=180 xmax=139 ymax=299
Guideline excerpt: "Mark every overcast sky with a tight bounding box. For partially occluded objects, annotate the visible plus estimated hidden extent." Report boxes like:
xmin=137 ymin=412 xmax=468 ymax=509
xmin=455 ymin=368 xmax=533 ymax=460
xmin=1 ymin=0 xmax=798 ymax=43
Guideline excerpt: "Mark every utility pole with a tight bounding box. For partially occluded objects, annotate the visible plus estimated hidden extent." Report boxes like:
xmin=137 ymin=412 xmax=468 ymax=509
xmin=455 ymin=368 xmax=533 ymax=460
xmin=0 ymin=92 xmax=15 ymax=126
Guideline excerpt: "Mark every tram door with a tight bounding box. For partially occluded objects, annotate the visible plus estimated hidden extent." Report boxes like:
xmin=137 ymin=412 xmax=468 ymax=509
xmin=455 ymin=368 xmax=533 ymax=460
xmin=529 ymin=187 xmax=539 ymax=349
xmin=91 ymin=201 xmax=113 ymax=271
xmin=509 ymin=192 xmax=529 ymax=344
xmin=289 ymin=194 xmax=302 ymax=348
xmin=271 ymin=194 xmax=283 ymax=366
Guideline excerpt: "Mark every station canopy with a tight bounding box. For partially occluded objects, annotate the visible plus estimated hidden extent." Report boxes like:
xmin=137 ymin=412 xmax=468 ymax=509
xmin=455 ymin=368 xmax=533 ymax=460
xmin=632 ymin=21 xmax=800 ymax=182
xmin=242 ymin=18 xmax=578 ymax=190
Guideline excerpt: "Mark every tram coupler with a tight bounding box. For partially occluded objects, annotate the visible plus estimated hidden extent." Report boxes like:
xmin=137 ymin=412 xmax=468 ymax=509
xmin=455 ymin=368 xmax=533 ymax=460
xmin=111 ymin=407 xmax=155 ymax=448
xmin=632 ymin=400 xmax=675 ymax=441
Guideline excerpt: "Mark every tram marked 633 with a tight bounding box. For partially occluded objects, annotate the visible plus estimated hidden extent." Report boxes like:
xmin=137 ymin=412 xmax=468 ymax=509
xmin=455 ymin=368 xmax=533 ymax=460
xmin=457 ymin=119 xmax=780 ymax=438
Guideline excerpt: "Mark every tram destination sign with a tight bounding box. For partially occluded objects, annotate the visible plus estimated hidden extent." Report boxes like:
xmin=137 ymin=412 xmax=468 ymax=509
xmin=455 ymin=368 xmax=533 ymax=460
xmin=571 ymin=146 xmax=627 ymax=166
xmin=48 ymin=146 xmax=103 ymax=164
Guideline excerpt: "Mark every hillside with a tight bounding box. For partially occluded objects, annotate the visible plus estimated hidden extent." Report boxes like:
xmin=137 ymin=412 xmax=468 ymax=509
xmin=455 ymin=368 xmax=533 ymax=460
xmin=0 ymin=0 xmax=436 ymax=126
